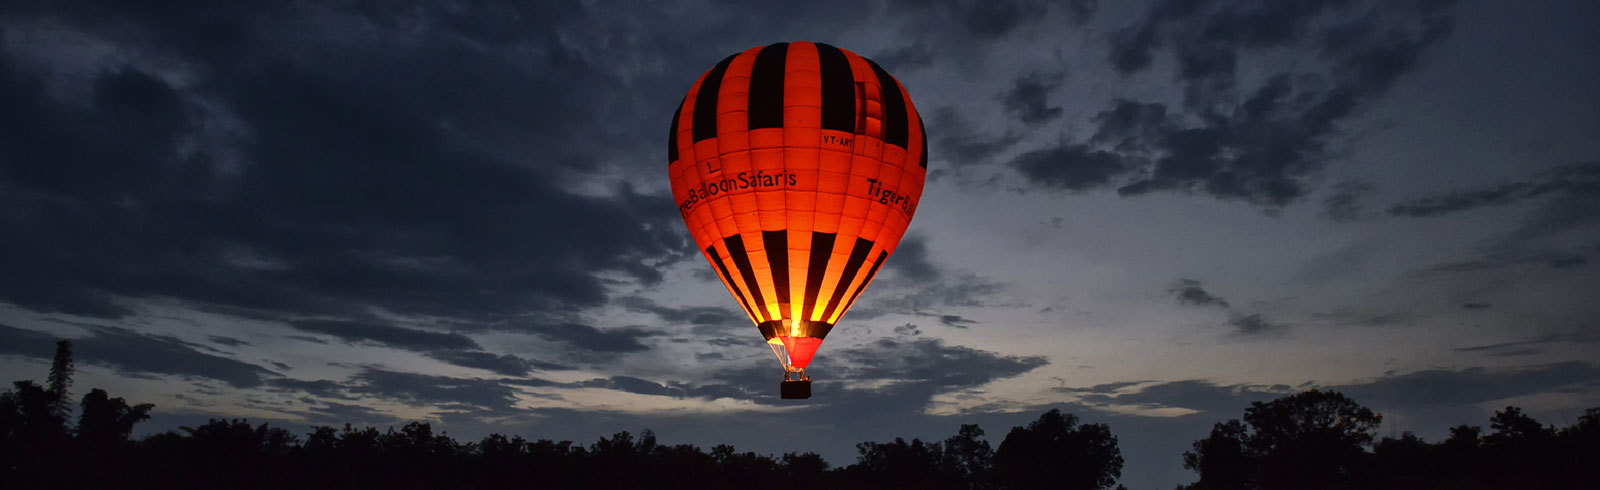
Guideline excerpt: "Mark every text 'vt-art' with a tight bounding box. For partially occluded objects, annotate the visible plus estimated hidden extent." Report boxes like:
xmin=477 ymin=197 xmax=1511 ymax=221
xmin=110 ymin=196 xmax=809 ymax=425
xmin=667 ymin=42 xmax=928 ymax=399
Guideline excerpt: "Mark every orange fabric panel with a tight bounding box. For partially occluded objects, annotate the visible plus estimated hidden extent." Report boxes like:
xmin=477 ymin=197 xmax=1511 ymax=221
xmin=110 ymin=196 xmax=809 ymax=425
xmin=669 ymin=42 xmax=927 ymax=373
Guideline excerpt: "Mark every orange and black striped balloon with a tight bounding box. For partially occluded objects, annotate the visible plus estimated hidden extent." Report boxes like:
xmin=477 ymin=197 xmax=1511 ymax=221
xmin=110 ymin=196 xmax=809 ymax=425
xmin=668 ymin=41 xmax=926 ymax=371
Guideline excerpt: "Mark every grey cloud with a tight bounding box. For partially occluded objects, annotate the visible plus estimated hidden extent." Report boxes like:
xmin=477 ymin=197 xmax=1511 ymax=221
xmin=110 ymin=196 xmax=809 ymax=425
xmin=1076 ymin=379 xmax=1287 ymax=415
xmin=882 ymin=233 xmax=940 ymax=283
xmin=1228 ymin=313 xmax=1288 ymax=336
xmin=0 ymin=323 xmax=274 ymax=388
xmin=1321 ymin=180 xmax=1376 ymax=222
xmin=1055 ymin=380 xmax=1148 ymax=395
xmin=267 ymin=378 xmax=355 ymax=400
xmin=287 ymin=320 xmax=564 ymax=375
xmin=348 ymin=369 xmax=520 ymax=413
xmin=962 ymin=0 xmax=1049 ymax=39
xmin=577 ymin=376 xmax=685 ymax=397
xmin=289 ymin=319 xmax=479 ymax=351
xmin=933 ymin=107 xmax=1024 ymax=168
xmin=1076 ymin=361 xmax=1600 ymax=417
xmin=1062 ymin=0 xmax=1098 ymax=24
xmin=1000 ymin=72 xmax=1066 ymax=125
xmin=1389 ymin=162 xmax=1600 ymax=217
xmin=520 ymin=323 xmax=655 ymax=353
xmin=1010 ymin=142 xmax=1127 ymax=192
xmin=426 ymin=350 xmax=570 ymax=377
xmin=938 ymin=314 xmax=978 ymax=328
xmin=1337 ymin=361 xmax=1600 ymax=409
xmin=1168 ymin=279 xmax=1230 ymax=308
xmin=873 ymin=42 xmax=937 ymax=72
xmin=0 ymin=1 xmax=692 ymax=327
xmin=1166 ymin=279 xmax=1290 ymax=336
xmin=207 ymin=335 xmax=251 ymax=347
xmin=849 ymin=273 xmax=1008 ymax=320
xmin=1453 ymin=333 xmax=1600 ymax=356
xmin=1008 ymin=0 xmax=1462 ymax=206
xmin=616 ymin=296 xmax=744 ymax=332
xmin=834 ymin=335 xmax=1048 ymax=389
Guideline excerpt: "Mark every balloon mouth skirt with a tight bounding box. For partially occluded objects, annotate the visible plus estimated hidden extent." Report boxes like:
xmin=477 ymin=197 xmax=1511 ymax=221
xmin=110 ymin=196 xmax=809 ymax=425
xmin=781 ymin=379 xmax=812 ymax=399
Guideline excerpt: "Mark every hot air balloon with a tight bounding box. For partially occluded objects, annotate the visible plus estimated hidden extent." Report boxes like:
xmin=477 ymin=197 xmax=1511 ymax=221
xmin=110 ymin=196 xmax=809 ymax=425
xmin=667 ymin=42 xmax=927 ymax=399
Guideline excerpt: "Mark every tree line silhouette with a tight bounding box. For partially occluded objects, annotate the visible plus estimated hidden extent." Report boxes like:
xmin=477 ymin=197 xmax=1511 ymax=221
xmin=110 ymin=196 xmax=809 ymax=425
xmin=3 ymin=340 xmax=1597 ymax=489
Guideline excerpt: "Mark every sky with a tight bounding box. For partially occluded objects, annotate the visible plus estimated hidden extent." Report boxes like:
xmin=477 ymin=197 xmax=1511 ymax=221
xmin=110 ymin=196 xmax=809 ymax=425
xmin=1 ymin=1 xmax=1597 ymax=488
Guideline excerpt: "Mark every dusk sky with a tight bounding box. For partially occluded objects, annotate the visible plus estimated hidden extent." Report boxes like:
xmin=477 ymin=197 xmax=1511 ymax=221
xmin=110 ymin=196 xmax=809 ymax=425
xmin=2 ymin=1 xmax=1598 ymax=488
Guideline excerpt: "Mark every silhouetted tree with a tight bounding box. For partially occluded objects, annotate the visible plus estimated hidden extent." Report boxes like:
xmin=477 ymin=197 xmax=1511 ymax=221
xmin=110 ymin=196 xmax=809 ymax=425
xmin=47 ymin=340 xmax=74 ymax=420
xmin=76 ymin=388 xmax=153 ymax=446
xmin=993 ymin=408 xmax=1123 ymax=490
xmin=1182 ymin=419 xmax=1250 ymax=490
xmin=1246 ymin=390 xmax=1380 ymax=489
xmin=848 ymin=436 xmax=957 ymax=489
xmin=1181 ymin=390 xmax=1380 ymax=490
xmin=941 ymin=424 xmax=995 ymax=489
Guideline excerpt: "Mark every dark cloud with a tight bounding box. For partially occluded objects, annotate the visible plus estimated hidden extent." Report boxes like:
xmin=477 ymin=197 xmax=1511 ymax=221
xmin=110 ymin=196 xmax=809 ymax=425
xmin=617 ymin=296 xmax=744 ymax=332
xmin=1453 ymin=333 xmax=1600 ymax=357
xmin=932 ymin=107 xmax=1024 ymax=169
xmin=937 ymin=314 xmax=978 ymax=328
xmin=1009 ymin=142 xmax=1127 ymax=192
xmin=1388 ymin=162 xmax=1600 ymax=217
xmin=873 ymin=42 xmax=937 ymax=72
xmin=1077 ymin=379 xmax=1287 ymax=415
xmin=1461 ymin=302 xmax=1492 ymax=310
xmin=426 ymin=350 xmax=569 ymax=377
xmin=882 ymin=233 xmax=940 ymax=283
xmin=1062 ymin=0 xmax=1099 ymax=24
xmin=289 ymin=319 xmax=478 ymax=351
xmin=999 ymin=72 xmax=1066 ymax=125
xmin=1055 ymin=380 xmax=1148 ymax=394
xmin=520 ymin=323 xmax=655 ymax=353
xmin=576 ymin=376 xmax=685 ymax=398
xmin=1227 ymin=313 xmax=1288 ymax=336
xmin=207 ymin=335 xmax=250 ymax=347
xmin=1337 ymin=361 xmax=1600 ymax=409
xmin=287 ymin=319 xmax=564 ymax=375
xmin=962 ymin=0 xmax=1049 ymax=39
xmin=0 ymin=1 xmax=691 ymax=326
xmin=267 ymin=378 xmax=355 ymax=400
xmin=348 ymin=369 xmax=520 ymax=413
xmin=848 ymin=273 xmax=1008 ymax=320
xmin=1321 ymin=180 xmax=1376 ymax=222
xmin=1167 ymin=279 xmax=1230 ymax=308
xmin=1166 ymin=279 xmax=1289 ymax=335
xmin=833 ymin=335 xmax=1048 ymax=389
xmin=1013 ymin=0 xmax=1461 ymax=206
xmin=1076 ymin=361 xmax=1600 ymax=418
xmin=0 ymin=323 xmax=274 ymax=388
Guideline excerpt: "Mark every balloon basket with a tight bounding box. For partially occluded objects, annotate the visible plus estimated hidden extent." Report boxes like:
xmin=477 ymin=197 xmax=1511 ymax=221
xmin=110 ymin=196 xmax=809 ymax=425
xmin=781 ymin=379 xmax=811 ymax=399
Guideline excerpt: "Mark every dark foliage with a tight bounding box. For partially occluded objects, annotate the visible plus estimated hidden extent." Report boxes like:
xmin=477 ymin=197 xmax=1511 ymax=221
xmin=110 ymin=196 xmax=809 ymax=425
xmin=994 ymin=409 xmax=1124 ymax=490
xmin=1180 ymin=390 xmax=1600 ymax=490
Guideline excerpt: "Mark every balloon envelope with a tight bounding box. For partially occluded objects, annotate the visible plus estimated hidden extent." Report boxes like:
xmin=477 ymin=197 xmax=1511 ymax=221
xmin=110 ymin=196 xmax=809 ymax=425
xmin=668 ymin=41 xmax=926 ymax=375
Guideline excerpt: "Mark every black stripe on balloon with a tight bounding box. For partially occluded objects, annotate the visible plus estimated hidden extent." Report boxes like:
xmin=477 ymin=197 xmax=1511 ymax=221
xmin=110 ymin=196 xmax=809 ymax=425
xmin=748 ymin=43 xmax=788 ymax=130
xmin=918 ymin=112 xmax=928 ymax=169
xmin=707 ymin=246 xmax=757 ymax=322
xmin=667 ymin=97 xmax=683 ymax=165
xmin=866 ymin=59 xmax=908 ymax=148
xmin=802 ymin=231 xmax=837 ymax=320
xmin=839 ymin=250 xmax=887 ymax=319
xmin=723 ymin=235 xmax=768 ymax=321
xmin=815 ymin=43 xmax=856 ymax=133
xmin=692 ymin=54 xmax=736 ymax=143
xmin=762 ymin=230 xmax=791 ymax=317
xmin=821 ymin=237 xmax=875 ymax=322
